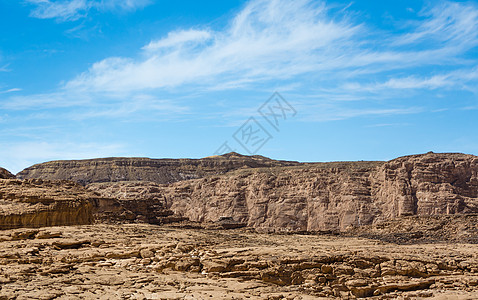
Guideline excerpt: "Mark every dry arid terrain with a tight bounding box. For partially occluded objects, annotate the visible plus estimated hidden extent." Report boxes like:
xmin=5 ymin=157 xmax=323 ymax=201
xmin=0 ymin=224 xmax=478 ymax=299
xmin=1 ymin=152 xmax=478 ymax=299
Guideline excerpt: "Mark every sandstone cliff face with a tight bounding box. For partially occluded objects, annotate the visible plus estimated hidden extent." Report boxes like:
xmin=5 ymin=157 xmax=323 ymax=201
xmin=16 ymin=153 xmax=299 ymax=185
xmin=0 ymin=177 xmax=186 ymax=230
xmin=89 ymin=152 xmax=478 ymax=233
xmin=0 ymin=179 xmax=96 ymax=229
xmin=0 ymin=167 xmax=14 ymax=179
xmin=87 ymin=181 xmax=185 ymax=225
xmin=16 ymin=152 xmax=478 ymax=233
xmin=158 ymin=161 xmax=384 ymax=232
xmin=373 ymin=153 xmax=478 ymax=222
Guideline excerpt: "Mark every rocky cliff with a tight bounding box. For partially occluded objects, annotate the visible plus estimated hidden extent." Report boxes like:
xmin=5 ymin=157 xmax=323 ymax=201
xmin=16 ymin=153 xmax=299 ymax=185
xmin=15 ymin=152 xmax=478 ymax=233
xmin=87 ymin=181 xmax=185 ymax=225
xmin=0 ymin=177 xmax=179 ymax=230
xmin=0 ymin=179 xmax=96 ymax=229
xmin=372 ymin=152 xmax=478 ymax=222
xmin=86 ymin=152 xmax=478 ymax=233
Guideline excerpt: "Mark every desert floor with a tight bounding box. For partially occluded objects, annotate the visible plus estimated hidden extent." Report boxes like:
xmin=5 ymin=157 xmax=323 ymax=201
xmin=0 ymin=224 xmax=477 ymax=299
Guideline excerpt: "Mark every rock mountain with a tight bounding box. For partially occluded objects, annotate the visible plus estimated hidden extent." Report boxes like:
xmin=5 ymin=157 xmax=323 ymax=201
xmin=16 ymin=153 xmax=299 ymax=185
xmin=10 ymin=152 xmax=478 ymax=233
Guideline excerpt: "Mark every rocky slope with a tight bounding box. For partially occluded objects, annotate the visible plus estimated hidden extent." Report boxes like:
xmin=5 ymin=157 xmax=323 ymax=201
xmin=87 ymin=152 xmax=478 ymax=233
xmin=16 ymin=153 xmax=299 ymax=185
xmin=0 ymin=179 xmax=96 ymax=229
xmin=0 ymin=167 xmax=14 ymax=179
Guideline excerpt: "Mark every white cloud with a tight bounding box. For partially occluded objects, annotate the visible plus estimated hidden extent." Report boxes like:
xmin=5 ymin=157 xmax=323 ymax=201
xmin=394 ymin=1 xmax=478 ymax=50
xmin=0 ymin=64 xmax=11 ymax=72
xmin=143 ymin=30 xmax=213 ymax=51
xmin=26 ymin=0 xmax=151 ymax=21
xmin=65 ymin=0 xmax=361 ymax=92
xmin=2 ymin=91 xmax=92 ymax=110
xmin=7 ymin=0 xmax=478 ymax=124
xmin=0 ymin=88 xmax=22 ymax=94
xmin=300 ymin=105 xmax=423 ymax=122
xmin=67 ymin=94 xmax=190 ymax=120
xmin=1 ymin=91 xmax=189 ymax=123
xmin=341 ymin=67 xmax=478 ymax=93
xmin=61 ymin=0 xmax=478 ymax=96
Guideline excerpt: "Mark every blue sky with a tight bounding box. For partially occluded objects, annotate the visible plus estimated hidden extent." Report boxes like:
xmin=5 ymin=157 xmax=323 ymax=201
xmin=1 ymin=0 xmax=478 ymax=173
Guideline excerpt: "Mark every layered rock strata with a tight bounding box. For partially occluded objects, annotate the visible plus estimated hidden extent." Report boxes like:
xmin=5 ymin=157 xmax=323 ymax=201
xmin=16 ymin=152 xmax=478 ymax=233
xmin=87 ymin=152 xmax=478 ymax=233
xmin=0 ymin=179 xmax=96 ymax=229
xmin=0 ymin=178 xmax=184 ymax=230
xmin=17 ymin=153 xmax=299 ymax=185
xmin=88 ymin=181 xmax=185 ymax=225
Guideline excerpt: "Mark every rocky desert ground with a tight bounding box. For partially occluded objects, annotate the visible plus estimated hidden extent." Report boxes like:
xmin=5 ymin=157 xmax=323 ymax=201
xmin=1 ymin=223 xmax=478 ymax=299
xmin=0 ymin=152 xmax=478 ymax=299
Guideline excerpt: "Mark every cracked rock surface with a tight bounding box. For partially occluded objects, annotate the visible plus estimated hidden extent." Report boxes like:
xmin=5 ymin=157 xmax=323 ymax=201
xmin=0 ymin=224 xmax=477 ymax=299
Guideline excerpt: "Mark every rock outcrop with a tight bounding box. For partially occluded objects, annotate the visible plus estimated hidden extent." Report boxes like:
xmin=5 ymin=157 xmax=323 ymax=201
xmin=0 ymin=167 xmax=14 ymax=179
xmin=346 ymin=214 xmax=478 ymax=244
xmin=0 ymin=179 xmax=96 ymax=229
xmin=17 ymin=153 xmax=299 ymax=185
xmin=373 ymin=153 xmax=478 ymax=221
xmin=88 ymin=181 xmax=185 ymax=225
xmin=87 ymin=152 xmax=478 ymax=233
xmin=14 ymin=152 xmax=478 ymax=233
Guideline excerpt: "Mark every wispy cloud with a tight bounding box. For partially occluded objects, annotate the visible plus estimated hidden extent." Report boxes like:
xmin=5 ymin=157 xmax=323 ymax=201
xmin=62 ymin=0 xmax=478 ymax=96
xmin=7 ymin=0 xmax=478 ymax=123
xmin=393 ymin=1 xmax=478 ymax=50
xmin=340 ymin=67 xmax=478 ymax=94
xmin=300 ymin=105 xmax=423 ymax=122
xmin=0 ymin=88 xmax=22 ymax=94
xmin=66 ymin=94 xmax=190 ymax=120
xmin=365 ymin=123 xmax=410 ymax=128
xmin=65 ymin=0 xmax=361 ymax=92
xmin=26 ymin=0 xmax=152 ymax=22
xmin=2 ymin=91 xmax=91 ymax=110
xmin=143 ymin=30 xmax=213 ymax=51
xmin=0 ymin=64 xmax=11 ymax=72
xmin=1 ymin=91 xmax=189 ymax=123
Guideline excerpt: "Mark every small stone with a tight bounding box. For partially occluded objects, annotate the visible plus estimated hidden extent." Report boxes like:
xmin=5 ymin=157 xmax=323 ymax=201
xmin=140 ymin=249 xmax=154 ymax=259
xmin=321 ymin=265 xmax=333 ymax=274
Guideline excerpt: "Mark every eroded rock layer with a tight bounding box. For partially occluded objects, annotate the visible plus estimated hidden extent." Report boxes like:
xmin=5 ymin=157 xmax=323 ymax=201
xmin=0 ymin=179 xmax=96 ymax=229
xmin=15 ymin=152 xmax=478 ymax=233
xmin=346 ymin=214 xmax=478 ymax=244
xmin=88 ymin=181 xmax=185 ymax=225
xmin=87 ymin=152 xmax=478 ymax=233
xmin=17 ymin=153 xmax=299 ymax=185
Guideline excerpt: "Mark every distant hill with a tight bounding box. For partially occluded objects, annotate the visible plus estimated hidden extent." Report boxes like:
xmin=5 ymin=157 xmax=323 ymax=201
xmin=16 ymin=152 xmax=300 ymax=185
xmin=0 ymin=167 xmax=15 ymax=179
